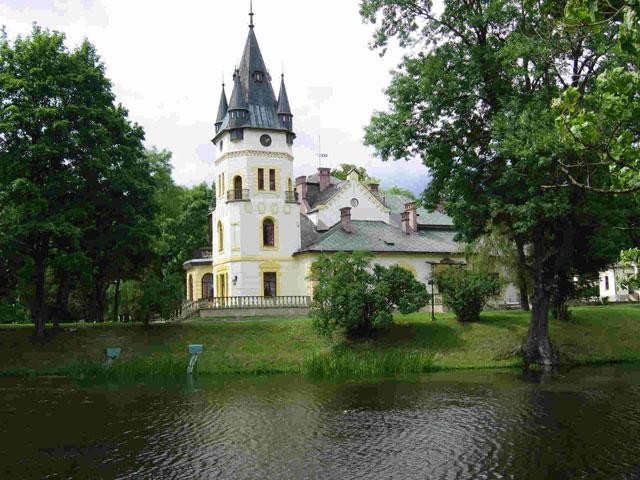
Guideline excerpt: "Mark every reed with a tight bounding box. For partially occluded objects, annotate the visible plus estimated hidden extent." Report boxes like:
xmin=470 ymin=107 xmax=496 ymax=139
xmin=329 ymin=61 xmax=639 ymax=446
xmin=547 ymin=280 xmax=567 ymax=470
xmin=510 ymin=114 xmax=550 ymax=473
xmin=304 ymin=346 xmax=437 ymax=378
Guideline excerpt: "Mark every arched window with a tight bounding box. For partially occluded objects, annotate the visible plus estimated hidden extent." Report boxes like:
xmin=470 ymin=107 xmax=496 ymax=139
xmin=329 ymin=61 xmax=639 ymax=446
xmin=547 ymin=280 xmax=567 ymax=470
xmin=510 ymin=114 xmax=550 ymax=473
xmin=287 ymin=178 xmax=292 ymax=191
xmin=201 ymin=273 xmax=213 ymax=299
xmin=233 ymin=175 xmax=243 ymax=200
xmin=217 ymin=221 xmax=224 ymax=252
xmin=188 ymin=275 xmax=193 ymax=301
xmin=263 ymin=218 xmax=275 ymax=247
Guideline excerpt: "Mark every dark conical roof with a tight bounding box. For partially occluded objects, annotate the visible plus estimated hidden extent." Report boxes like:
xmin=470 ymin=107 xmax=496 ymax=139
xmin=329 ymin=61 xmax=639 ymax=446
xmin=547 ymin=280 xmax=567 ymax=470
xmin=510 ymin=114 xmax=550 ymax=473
xmin=238 ymin=28 xmax=277 ymax=107
xmin=215 ymin=84 xmax=228 ymax=124
xmin=277 ymin=75 xmax=292 ymax=115
xmin=212 ymin=11 xmax=294 ymax=140
xmin=228 ymin=70 xmax=247 ymax=111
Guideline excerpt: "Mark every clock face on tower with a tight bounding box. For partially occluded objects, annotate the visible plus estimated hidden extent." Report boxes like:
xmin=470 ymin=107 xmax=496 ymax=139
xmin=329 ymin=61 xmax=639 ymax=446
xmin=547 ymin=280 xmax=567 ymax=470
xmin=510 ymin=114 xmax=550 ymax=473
xmin=260 ymin=134 xmax=272 ymax=147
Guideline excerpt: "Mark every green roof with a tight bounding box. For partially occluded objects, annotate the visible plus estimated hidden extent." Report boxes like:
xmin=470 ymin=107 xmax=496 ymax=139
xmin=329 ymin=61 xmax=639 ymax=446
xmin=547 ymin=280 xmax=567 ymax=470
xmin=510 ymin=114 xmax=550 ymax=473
xmin=297 ymin=220 xmax=460 ymax=254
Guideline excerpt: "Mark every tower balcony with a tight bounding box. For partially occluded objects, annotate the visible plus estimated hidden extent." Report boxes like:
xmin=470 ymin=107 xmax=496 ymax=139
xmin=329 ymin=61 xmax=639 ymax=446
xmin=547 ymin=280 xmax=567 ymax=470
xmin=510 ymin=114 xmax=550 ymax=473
xmin=284 ymin=190 xmax=298 ymax=203
xmin=226 ymin=189 xmax=250 ymax=202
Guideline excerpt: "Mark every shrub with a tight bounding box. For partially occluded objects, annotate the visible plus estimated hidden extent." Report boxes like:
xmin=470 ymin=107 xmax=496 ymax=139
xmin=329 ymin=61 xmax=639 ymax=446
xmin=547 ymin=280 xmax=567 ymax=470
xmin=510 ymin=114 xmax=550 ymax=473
xmin=434 ymin=268 xmax=501 ymax=322
xmin=309 ymin=252 xmax=428 ymax=337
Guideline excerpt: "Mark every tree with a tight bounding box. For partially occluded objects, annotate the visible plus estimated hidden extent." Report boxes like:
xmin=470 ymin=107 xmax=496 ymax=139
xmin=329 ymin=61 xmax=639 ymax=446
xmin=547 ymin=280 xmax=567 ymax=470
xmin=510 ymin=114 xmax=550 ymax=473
xmin=331 ymin=163 xmax=378 ymax=183
xmin=434 ymin=268 xmax=502 ymax=322
xmin=0 ymin=26 xmax=152 ymax=335
xmin=360 ymin=0 xmax=632 ymax=365
xmin=382 ymin=185 xmax=417 ymax=200
xmin=552 ymin=0 xmax=640 ymax=194
xmin=310 ymin=251 xmax=428 ymax=337
xmin=466 ymin=229 xmax=532 ymax=311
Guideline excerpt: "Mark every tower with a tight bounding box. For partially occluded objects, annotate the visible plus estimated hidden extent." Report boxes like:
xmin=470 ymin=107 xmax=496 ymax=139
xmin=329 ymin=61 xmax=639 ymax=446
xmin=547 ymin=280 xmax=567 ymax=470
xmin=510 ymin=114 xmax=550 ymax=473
xmin=210 ymin=6 xmax=300 ymax=298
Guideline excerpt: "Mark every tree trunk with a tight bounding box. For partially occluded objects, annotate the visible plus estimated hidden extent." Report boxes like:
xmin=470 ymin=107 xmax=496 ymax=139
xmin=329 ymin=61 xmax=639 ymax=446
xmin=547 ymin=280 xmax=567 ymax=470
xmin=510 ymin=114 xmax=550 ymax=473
xmin=551 ymin=274 xmax=571 ymax=321
xmin=515 ymin=237 xmax=530 ymax=311
xmin=113 ymin=279 xmax=121 ymax=323
xmin=32 ymin=252 xmax=47 ymax=340
xmin=523 ymin=229 xmax=557 ymax=367
xmin=52 ymin=276 xmax=71 ymax=328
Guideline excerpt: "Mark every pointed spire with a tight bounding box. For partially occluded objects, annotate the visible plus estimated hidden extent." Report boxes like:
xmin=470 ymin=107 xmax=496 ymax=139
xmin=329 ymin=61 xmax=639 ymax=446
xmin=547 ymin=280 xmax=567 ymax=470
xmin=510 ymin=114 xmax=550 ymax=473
xmin=249 ymin=0 xmax=254 ymax=29
xmin=215 ymin=82 xmax=228 ymax=127
xmin=228 ymin=69 xmax=247 ymax=111
xmin=277 ymin=74 xmax=292 ymax=115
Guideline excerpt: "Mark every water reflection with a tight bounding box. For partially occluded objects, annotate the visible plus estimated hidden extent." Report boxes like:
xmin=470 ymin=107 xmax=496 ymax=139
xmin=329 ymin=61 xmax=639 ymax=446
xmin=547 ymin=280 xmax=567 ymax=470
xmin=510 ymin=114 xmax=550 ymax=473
xmin=1 ymin=366 xmax=640 ymax=479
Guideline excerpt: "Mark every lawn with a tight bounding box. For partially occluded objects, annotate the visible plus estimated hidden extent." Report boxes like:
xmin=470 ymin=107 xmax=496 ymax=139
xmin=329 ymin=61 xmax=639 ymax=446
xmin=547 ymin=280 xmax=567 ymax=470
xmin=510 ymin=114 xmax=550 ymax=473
xmin=0 ymin=304 xmax=638 ymax=378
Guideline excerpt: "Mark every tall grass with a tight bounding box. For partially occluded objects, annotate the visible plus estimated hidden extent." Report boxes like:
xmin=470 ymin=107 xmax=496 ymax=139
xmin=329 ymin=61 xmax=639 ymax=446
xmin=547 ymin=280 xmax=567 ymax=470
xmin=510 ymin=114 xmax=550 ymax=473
xmin=304 ymin=346 xmax=437 ymax=378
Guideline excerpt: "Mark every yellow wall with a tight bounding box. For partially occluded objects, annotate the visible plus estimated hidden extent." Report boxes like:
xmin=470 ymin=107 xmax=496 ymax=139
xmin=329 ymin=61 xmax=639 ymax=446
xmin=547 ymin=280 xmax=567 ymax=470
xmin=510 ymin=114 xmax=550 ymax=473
xmin=184 ymin=264 xmax=213 ymax=300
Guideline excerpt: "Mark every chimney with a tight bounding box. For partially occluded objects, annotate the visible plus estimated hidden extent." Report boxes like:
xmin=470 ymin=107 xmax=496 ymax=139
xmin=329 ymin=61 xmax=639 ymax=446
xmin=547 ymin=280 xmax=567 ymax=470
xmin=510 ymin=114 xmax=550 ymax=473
xmin=295 ymin=175 xmax=307 ymax=201
xmin=368 ymin=183 xmax=379 ymax=194
xmin=318 ymin=167 xmax=331 ymax=192
xmin=340 ymin=207 xmax=352 ymax=233
xmin=401 ymin=211 xmax=411 ymax=235
xmin=405 ymin=202 xmax=417 ymax=232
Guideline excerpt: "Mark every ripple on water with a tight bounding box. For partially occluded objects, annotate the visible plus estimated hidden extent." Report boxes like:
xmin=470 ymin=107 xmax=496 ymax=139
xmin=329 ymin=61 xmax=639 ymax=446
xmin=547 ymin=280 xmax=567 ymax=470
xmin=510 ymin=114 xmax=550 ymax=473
xmin=1 ymin=365 xmax=640 ymax=479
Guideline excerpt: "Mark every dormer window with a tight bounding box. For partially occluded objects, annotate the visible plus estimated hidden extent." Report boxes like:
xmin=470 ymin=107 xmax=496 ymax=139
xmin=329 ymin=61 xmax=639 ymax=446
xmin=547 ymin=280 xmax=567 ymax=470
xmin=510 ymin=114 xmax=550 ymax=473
xmin=254 ymin=71 xmax=264 ymax=82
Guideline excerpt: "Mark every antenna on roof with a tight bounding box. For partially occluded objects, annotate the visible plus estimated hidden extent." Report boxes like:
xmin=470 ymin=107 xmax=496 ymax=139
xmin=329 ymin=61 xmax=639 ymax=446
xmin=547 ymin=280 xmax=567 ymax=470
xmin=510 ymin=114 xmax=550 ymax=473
xmin=249 ymin=0 xmax=255 ymax=28
xmin=317 ymin=136 xmax=328 ymax=168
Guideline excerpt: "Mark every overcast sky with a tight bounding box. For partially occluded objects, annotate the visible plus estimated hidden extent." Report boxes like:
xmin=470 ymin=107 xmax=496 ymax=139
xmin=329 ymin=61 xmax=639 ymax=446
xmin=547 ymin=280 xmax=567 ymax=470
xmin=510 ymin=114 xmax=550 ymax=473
xmin=1 ymin=0 xmax=431 ymax=194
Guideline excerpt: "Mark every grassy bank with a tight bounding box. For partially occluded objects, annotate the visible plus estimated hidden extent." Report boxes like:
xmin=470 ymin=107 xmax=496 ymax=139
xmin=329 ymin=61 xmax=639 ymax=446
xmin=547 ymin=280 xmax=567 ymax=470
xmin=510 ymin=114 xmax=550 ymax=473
xmin=0 ymin=305 xmax=639 ymax=378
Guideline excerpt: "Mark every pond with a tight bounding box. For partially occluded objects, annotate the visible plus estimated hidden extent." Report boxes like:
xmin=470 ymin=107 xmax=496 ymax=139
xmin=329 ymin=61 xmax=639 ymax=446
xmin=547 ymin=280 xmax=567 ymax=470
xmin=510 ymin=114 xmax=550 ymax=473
xmin=1 ymin=365 xmax=640 ymax=479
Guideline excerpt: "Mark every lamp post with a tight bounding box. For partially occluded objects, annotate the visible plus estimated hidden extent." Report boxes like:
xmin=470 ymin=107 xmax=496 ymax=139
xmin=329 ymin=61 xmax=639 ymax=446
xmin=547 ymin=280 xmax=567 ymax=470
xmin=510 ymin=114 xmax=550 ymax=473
xmin=426 ymin=261 xmax=437 ymax=321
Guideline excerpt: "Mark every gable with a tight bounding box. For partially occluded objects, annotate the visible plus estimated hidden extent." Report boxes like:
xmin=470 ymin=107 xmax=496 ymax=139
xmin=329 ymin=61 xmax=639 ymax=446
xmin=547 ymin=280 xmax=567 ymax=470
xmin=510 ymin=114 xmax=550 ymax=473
xmin=316 ymin=179 xmax=390 ymax=227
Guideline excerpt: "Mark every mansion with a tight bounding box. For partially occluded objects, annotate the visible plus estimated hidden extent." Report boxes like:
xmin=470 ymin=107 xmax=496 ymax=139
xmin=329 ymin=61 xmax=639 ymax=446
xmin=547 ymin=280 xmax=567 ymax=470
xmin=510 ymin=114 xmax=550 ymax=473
xmin=183 ymin=10 xmax=519 ymax=308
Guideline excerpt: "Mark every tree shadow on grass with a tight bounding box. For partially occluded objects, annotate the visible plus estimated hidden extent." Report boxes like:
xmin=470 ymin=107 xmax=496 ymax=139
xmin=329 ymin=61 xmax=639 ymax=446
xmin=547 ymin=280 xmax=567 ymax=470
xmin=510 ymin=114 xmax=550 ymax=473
xmin=348 ymin=322 xmax=466 ymax=351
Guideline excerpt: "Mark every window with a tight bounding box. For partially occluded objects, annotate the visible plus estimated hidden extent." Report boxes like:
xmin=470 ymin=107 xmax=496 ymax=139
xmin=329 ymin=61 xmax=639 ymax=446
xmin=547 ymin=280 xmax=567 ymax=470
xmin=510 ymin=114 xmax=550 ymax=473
xmin=258 ymin=168 xmax=264 ymax=190
xmin=188 ymin=275 xmax=193 ymax=301
xmin=217 ymin=273 xmax=228 ymax=298
xmin=263 ymin=218 xmax=275 ymax=247
xmin=269 ymin=169 xmax=276 ymax=191
xmin=202 ymin=273 xmax=213 ymax=299
xmin=264 ymin=272 xmax=277 ymax=297
xmin=288 ymin=178 xmax=292 ymax=191
xmin=233 ymin=176 xmax=243 ymax=200
xmin=254 ymin=71 xmax=264 ymax=82
xmin=350 ymin=198 xmax=359 ymax=208
xmin=605 ymin=275 xmax=610 ymax=290
xmin=230 ymin=128 xmax=244 ymax=141
xmin=217 ymin=221 xmax=224 ymax=252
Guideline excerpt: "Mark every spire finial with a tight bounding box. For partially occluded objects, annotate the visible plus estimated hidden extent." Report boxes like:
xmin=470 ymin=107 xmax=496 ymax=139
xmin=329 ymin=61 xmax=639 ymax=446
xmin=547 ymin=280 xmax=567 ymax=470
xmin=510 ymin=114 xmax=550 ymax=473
xmin=249 ymin=0 xmax=254 ymax=28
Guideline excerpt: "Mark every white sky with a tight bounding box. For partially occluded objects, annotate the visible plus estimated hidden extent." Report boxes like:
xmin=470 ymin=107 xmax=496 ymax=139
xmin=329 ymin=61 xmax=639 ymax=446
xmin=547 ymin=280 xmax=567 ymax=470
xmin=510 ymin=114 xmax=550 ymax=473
xmin=1 ymin=0 xmax=430 ymax=194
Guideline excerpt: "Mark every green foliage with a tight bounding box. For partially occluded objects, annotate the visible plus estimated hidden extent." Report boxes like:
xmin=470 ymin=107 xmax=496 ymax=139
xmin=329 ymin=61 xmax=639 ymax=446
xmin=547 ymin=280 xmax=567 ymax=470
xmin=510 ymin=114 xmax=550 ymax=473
xmin=359 ymin=0 xmax=636 ymax=364
xmin=555 ymin=1 xmax=640 ymax=193
xmin=435 ymin=268 xmax=502 ymax=323
xmin=0 ymin=25 xmax=155 ymax=333
xmin=310 ymin=252 xmax=428 ymax=337
xmin=618 ymin=248 xmax=640 ymax=290
xmin=330 ymin=163 xmax=378 ymax=183
xmin=382 ymin=185 xmax=416 ymax=199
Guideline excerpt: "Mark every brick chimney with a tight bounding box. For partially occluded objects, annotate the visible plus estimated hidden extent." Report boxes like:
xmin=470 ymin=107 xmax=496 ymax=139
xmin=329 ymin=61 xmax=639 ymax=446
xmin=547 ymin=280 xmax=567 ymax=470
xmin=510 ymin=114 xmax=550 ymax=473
xmin=405 ymin=202 xmax=418 ymax=232
xmin=401 ymin=211 xmax=411 ymax=235
xmin=368 ymin=183 xmax=379 ymax=194
xmin=318 ymin=167 xmax=331 ymax=192
xmin=295 ymin=175 xmax=307 ymax=201
xmin=340 ymin=207 xmax=352 ymax=233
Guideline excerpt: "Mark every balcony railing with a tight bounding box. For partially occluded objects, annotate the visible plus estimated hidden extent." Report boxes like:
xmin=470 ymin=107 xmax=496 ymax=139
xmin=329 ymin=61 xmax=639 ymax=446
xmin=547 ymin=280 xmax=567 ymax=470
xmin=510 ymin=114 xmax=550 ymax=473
xmin=191 ymin=247 xmax=213 ymax=259
xmin=284 ymin=190 xmax=298 ymax=203
xmin=226 ymin=188 xmax=250 ymax=202
xmin=198 ymin=295 xmax=311 ymax=310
